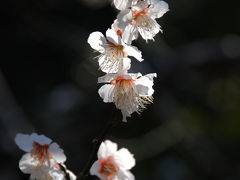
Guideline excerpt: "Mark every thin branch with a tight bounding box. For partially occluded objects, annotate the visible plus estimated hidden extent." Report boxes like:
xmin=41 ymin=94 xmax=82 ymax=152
xmin=78 ymin=111 xmax=120 ymax=180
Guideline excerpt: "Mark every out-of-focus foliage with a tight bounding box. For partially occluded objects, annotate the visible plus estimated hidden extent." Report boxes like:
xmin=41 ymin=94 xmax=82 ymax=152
xmin=1 ymin=0 xmax=240 ymax=179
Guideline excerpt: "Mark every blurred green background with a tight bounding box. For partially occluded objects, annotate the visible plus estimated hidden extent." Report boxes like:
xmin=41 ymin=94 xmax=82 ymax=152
xmin=1 ymin=0 xmax=240 ymax=179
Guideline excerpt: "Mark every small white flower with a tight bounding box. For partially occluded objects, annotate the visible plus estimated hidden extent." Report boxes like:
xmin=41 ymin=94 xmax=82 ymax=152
xmin=90 ymin=140 xmax=135 ymax=180
xmin=117 ymin=0 xmax=169 ymax=43
xmin=113 ymin=0 xmax=138 ymax=11
xmin=98 ymin=72 xmax=156 ymax=122
xmin=88 ymin=28 xmax=143 ymax=73
xmin=15 ymin=133 xmax=66 ymax=180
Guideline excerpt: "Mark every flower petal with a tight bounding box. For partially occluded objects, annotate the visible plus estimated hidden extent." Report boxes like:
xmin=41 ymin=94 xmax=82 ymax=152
xmin=117 ymin=169 xmax=135 ymax=180
xmin=98 ymin=140 xmax=118 ymax=159
xmin=122 ymin=24 xmax=138 ymax=44
xmin=135 ymin=73 xmax=156 ymax=96
xmin=115 ymin=148 xmax=135 ymax=170
xmin=98 ymin=74 xmax=116 ymax=83
xmin=90 ymin=160 xmax=100 ymax=176
xmin=114 ymin=0 xmax=131 ymax=11
xmin=148 ymin=0 xmax=169 ymax=19
xmin=132 ymin=0 xmax=148 ymax=11
xmin=137 ymin=18 xmax=161 ymax=41
xmin=19 ymin=153 xmax=35 ymax=174
xmin=88 ymin=32 xmax=107 ymax=53
xmin=48 ymin=143 xmax=66 ymax=163
xmin=15 ymin=133 xmax=34 ymax=152
xmin=124 ymin=45 xmax=143 ymax=62
xmin=48 ymin=168 xmax=65 ymax=180
xmin=106 ymin=28 xmax=122 ymax=45
xmin=128 ymin=73 xmax=142 ymax=79
xmin=30 ymin=133 xmax=52 ymax=145
xmin=98 ymin=54 xmax=121 ymax=73
xmin=121 ymin=57 xmax=131 ymax=73
xmin=19 ymin=153 xmax=52 ymax=179
xmin=98 ymin=84 xmax=114 ymax=103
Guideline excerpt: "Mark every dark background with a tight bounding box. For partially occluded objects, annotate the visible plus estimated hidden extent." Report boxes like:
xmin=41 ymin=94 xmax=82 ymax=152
xmin=1 ymin=0 xmax=240 ymax=179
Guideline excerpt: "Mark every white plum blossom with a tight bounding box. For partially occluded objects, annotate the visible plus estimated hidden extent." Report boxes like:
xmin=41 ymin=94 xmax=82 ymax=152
xmin=117 ymin=0 xmax=169 ymax=43
xmin=113 ymin=0 xmax=138 ymax=11
xmin=90 ymin=140 xmax=135 ymax=180
xmin=88 ymin=28 xmax=143 ymax=73
xmin=15 ymin=133 xmax=67 ymax=180
xmin=98 ymin=72 xmax=156 ymax=122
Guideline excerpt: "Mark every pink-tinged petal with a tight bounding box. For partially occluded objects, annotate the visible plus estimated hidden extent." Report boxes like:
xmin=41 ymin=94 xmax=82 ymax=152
xmin=15 ymin=133 xmax=34 ymax=152
xmin=117 ymin=169 xmax=135 ymax=180
xmin=30 ymin=133 xmax=52 ymax=145
xmin=98 ymin=84 xmax=114 ymax=103
xmin=148 ymin=0 xmax=169 ymax=19
xmin=48 ymin=143 xmax=66 ymax=163
xmin=98 ymin=140 xmax=118 ymax=159
xmin=88 ymin=32 xmax=107 ymax=53
xmin=90 ymin=160 xmax=100 ymax=176
xmin=124 ymin=45 xmax=143 ymax=62
xmin=106 ymin=28 xmax=121 ymax=45
xmin=115 ymin=148 xmax=135 ymax=170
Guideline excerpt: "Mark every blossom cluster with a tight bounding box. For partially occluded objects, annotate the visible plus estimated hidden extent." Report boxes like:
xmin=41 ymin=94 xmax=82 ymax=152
xmin=14 ymin=1 xmax=169 ymax=180
xmin=15 ymin=133 xmax=135 ymax=180
xmin=88 ymin=0 xmax=169 ymax=122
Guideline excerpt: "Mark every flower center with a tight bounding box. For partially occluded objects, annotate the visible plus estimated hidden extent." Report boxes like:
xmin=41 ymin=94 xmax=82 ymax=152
xmin=110 ymin=77 xmax=139 ymax=115
xmin=99 ymin=156 xmax=119 ymax=180
xmin=31 ymin=142 xmax=52 ymax=163
xmin=110 ymin=76 xmax=154 ymax=116
xmin=131 ymin=8 xmax=149 ymax=26
xmin=99 ymin=42 xmax=128 ymax=72
xmin=107 ymin=42 xmax=127 ymax=58
xmin=110 ymin=76 xmax=133 ymax=85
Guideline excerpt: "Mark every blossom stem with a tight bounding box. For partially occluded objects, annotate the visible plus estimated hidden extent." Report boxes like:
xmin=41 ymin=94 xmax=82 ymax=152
xmin=78 ymin=111 xmax=120 ymax=179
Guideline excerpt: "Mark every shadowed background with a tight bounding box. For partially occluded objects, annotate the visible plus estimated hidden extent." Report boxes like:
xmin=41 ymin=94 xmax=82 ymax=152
xmin=1 ymin=0 xmax=240 ymax=179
